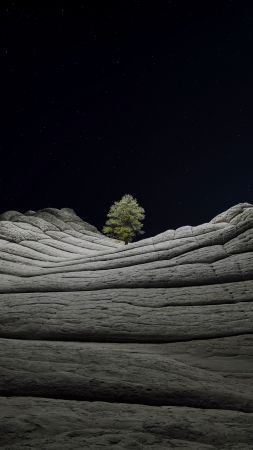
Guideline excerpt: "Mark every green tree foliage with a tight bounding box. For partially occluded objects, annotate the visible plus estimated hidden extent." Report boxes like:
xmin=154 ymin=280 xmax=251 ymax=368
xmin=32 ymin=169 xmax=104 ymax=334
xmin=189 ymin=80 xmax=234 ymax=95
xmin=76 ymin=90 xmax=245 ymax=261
xmin=102 ymin=194 xmax=145 ymax=244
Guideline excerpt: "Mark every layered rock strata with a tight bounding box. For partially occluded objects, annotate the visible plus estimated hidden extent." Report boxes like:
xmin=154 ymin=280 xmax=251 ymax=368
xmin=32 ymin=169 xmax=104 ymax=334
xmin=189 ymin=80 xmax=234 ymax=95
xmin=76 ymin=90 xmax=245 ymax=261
xmin=0 ymin=203 xmax=252 ymax=449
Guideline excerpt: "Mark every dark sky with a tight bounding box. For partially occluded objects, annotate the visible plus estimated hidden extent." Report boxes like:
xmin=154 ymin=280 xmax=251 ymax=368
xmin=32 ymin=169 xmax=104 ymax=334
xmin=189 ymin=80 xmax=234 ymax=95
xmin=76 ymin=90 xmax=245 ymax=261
xmin=0 ymin=2 xmax=252 ymax=238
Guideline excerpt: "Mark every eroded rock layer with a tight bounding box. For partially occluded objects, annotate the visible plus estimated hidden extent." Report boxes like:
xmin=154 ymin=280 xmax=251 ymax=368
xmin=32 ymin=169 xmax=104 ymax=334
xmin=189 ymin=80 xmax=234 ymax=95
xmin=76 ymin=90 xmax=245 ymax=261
xmin=0 ymin=203 xmax=253 ymax=449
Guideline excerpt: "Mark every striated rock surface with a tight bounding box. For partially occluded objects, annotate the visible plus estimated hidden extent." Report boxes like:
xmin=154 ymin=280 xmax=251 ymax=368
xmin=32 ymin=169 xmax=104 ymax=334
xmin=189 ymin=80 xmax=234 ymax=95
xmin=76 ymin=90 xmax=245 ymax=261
xmin=0 ymin=203 xmax=253 ymax=449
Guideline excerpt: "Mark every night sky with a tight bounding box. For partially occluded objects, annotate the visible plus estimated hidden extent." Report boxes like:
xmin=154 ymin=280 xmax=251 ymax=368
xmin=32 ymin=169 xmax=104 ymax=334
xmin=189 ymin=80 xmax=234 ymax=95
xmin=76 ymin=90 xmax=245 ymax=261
xmin=1 ymin=2 xmax=252 ymax=239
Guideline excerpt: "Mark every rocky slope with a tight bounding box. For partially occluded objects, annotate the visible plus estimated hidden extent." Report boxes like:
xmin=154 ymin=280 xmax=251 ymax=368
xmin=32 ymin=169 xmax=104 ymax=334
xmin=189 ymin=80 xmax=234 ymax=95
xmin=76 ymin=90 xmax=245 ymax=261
xmin=0 ymin=203 xmax=253 ymax=449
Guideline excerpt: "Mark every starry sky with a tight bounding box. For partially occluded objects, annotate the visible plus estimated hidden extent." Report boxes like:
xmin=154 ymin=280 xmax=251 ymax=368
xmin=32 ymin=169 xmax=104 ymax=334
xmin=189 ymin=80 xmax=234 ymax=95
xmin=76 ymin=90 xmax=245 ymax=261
xmin=0 ymin=2 xmax=252 ymax=238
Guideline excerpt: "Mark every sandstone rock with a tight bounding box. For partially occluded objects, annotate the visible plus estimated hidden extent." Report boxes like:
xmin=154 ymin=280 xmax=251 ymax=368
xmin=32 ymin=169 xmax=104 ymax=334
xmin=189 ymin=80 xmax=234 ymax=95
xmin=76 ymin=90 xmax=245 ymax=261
xmin=0 ymin=203 xmax=252 ymax=449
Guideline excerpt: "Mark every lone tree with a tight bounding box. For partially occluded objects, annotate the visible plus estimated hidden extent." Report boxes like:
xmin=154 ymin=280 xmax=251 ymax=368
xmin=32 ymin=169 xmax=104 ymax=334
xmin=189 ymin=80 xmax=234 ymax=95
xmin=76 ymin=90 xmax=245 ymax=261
xmin=102 ymin=194 xmax=145 ymax=244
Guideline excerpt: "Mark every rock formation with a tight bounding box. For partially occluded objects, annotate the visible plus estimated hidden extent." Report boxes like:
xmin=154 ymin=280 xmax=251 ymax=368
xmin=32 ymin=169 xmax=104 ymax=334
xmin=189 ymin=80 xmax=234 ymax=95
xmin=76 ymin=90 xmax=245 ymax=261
xmin=0 ymin=203 xmax=252 ymax=449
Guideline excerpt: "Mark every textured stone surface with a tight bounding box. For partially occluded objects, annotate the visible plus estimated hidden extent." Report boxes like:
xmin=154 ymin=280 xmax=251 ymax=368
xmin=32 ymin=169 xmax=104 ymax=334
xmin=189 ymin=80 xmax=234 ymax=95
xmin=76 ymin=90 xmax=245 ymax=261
xmin=0 ymin=203 xmax=253 ymax=449
xmin=1 ymin=398 xmax=253 ymax=450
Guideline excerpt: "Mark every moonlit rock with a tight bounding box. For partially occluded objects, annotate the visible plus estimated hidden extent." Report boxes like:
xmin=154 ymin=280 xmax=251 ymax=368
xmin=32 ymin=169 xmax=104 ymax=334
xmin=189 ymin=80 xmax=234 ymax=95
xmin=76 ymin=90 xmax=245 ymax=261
xmin=0 ymin=203 xmax=253 ymax=449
